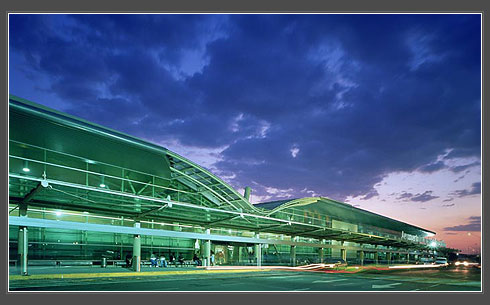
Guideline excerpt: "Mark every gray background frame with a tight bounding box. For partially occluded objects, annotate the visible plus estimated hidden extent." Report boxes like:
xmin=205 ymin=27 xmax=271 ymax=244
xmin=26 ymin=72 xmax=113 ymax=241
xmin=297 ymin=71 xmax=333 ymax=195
xmin=1 ymin=0 xmax=487 ymax=302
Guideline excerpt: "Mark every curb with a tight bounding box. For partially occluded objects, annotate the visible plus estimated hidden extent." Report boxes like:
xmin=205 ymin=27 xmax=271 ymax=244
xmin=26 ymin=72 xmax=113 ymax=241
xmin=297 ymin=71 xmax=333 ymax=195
xmin=9 ymin=268 xmax=271 ymax=281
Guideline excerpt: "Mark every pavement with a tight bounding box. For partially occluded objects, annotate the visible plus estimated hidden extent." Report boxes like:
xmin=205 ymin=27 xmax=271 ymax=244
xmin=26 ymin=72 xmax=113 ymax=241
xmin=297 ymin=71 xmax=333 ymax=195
xmin=9 ymin=265 xmax=482 ymax=292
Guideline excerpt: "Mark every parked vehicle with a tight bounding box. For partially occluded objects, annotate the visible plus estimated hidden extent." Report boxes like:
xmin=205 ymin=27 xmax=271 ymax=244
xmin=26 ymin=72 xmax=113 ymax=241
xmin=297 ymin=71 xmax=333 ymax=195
xmin=434 ymin=257 xmax=448 ymax=266
xmin=419 ymin=257 xmax=434 ymax=265
xmin=322 ymin=258 xmax=348 ymax=267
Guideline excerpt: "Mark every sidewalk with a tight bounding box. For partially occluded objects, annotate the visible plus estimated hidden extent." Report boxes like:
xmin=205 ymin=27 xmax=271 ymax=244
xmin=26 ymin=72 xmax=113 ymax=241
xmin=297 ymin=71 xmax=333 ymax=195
xmin=9 ymin=265 xmax=271 ymax=281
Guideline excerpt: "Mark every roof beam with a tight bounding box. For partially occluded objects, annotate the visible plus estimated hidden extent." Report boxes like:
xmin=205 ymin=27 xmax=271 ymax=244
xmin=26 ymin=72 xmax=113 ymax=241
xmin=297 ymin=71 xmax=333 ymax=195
xmin=20 ymin=182 xmax=44 ymax=204
xmin=137 ymin=203 xmax=169 ymax=218
xmin=207 ymin=215 xmax=241 ymax=226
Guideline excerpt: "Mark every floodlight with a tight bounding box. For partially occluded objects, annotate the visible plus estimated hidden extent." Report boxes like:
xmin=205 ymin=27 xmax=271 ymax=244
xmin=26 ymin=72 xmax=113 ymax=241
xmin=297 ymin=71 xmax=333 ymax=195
xmin=22 ymin=161 xmax=30 ymax=172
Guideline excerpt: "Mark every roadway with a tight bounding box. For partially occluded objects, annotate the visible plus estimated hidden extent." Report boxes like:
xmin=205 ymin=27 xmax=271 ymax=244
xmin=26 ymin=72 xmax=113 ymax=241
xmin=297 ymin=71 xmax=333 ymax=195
xmin=9 ymin=266 xmax=481 ymax=291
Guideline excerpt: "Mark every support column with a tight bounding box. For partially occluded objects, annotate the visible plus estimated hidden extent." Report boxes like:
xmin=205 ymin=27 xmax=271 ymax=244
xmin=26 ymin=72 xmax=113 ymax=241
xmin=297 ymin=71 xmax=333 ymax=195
xmin=255 ymin=233 xmax=262 ymax=267
xmin=341 ymin=249 xmax=347 ymax=262
xmin=319 ymin=248 xmax=324 ymax=264
xmin=406 ymin=253 xmax=410 ymax=264
xmin=374 ymin=252 xmax=379 ymax=264
xmin=232 ymin=244 xmax=240 ymax=265
xmin=359 ymin=250 xmax=364 ymax=266
xmin=290 ymin=245 xmax=296 ymax=267
xmin=340 ymin=241 xmax=347 ymax=262
xmin=386 ymin=252 xmax=392 ymax=265
xmin=204 ymin=228 xmax=211 ymax=267
xmin=18 ymin=203 xmax=28 ymax=276
xmin=238 ymin=246 xmax=243 ymax=264
xmin=133 ymin=222 xmax=141 ymax=272
xmin=18 ymin=227 xmax=28 ymax=275
xmin=290 ymin=236 xmax=297 ymax=267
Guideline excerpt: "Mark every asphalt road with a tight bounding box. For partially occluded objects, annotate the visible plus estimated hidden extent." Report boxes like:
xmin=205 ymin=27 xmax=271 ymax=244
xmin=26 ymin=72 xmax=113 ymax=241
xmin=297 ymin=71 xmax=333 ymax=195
xmin=10 ymin=266 xmax=481 ymax=291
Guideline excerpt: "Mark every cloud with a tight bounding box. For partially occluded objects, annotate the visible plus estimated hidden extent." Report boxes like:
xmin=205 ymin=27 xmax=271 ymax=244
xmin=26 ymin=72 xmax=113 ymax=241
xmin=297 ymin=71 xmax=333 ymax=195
xmin=360 ymin=189 xmax=379 ymax=200
xmin=410 ymin=191 xmax=439 ymax=202
xmin=444 ymin=216 xmax=481 ymax=232
xmin=396 ymin=190 xmax=439 ymax=202
xmin=418 ymin=161 xmax=446 ymax=173
xmin=452 ymin=182 xmax=481 ymax=197
xmin=397 ymin=192 xmax=414 ymax=200
xmin=9 ymin=14 xmax=481 ymax=202
xmin=290 ymin=145 xmax=300 ymax=158
xmin=449 ymin=161 xmax=480 ymax=173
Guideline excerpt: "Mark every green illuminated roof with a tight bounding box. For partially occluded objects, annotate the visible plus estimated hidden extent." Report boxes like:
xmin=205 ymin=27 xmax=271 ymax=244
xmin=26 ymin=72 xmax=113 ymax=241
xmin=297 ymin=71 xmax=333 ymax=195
xmin=8 ymin=94 xmax=436 ymax=249
xmin=256 ymin=197 xmax=435 ymax=236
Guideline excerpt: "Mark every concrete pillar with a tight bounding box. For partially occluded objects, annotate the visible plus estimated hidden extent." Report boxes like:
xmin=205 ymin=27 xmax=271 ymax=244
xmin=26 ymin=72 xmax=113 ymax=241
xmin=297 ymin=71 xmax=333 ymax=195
xmin=386 ymin=252 xmax=392 ymax=264
xmin=232 ymin=244 xmax=240 ymax=264
xmin=290 ymin=236 xmax=297 ymax=266
xmin=290 ymin=245 xmax=296 ymax=266
xmin=238 ymin=245 xmax=243 ymax=264
xmin=255 ymin=233 xmax=261 ymax=267
xmin=18 ymin=203 xmax=28 ymax=276
xmin=133 ymin=222 xmax=141 ymax=272
xmin=359 ymin=250 xmax=364 ymax=266
xmin=224 ymin=246 xmax=230 ymax=264
xmin=318 ymin=239 xmax=325 ymax=263
xmin=374 ymin=252 xmax=379 ymax=264
xmin=406 ymin=253 xmax=410 ymax=264
xmin=204 ymin=228 xmax=211 ymax=267
xmin=18 ymin=227 xmax=28 ymax=275
xmin=341 ymin=248 xmax=347 ymax=262
xmin=132 ymin=235 xmax=141 ymax=272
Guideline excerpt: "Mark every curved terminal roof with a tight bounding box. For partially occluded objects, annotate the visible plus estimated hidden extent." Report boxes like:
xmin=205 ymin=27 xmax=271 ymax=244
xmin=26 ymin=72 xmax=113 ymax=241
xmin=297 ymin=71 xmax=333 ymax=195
xmin=9 ymin=95 xmax=436 ymax=249
xmin=9 ymin=95 xmax=256 ymax=213
xmin=255 ymin=197 xmax=435 ymax=237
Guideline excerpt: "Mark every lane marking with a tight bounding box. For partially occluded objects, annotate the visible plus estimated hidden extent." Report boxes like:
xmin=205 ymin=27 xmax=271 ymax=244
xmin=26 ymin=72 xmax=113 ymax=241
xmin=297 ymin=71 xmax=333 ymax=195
xmin=372 ymin=282 xmax=402 ymax=289
xmin=312 ymin=279 xmax=348 ymax=283
xmin=267 ymin=275 xmax=304 ymax=280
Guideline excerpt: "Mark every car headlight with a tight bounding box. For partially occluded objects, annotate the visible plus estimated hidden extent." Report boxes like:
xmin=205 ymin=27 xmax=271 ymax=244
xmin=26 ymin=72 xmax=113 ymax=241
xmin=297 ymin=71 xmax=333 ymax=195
xmin=463 ymin=262 xmax=469 ymax=266
xmin=455 ymin=262 xmax=460 ymax=266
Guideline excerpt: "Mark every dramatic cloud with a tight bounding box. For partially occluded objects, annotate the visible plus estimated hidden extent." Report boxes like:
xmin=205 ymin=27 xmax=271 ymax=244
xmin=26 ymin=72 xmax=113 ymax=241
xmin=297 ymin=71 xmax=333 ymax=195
xmin=444 ymin=216 xmax=481 ymax=232
xmin=9 ymin=14 xmax=481 ymax=202
xmin=452 ymin=182 xmax=481 ymax=197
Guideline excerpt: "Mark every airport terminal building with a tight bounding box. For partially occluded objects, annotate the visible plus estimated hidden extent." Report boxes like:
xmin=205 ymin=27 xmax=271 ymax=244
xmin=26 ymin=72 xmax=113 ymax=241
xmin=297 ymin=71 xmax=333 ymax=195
xmin=8 ymin=95 xmax=450 ymax=275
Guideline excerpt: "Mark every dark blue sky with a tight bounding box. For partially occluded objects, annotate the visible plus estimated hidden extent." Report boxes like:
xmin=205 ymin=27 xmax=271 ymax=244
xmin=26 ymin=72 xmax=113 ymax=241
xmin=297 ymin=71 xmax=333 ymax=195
xmin=9 ymin=14 xmax=481 ymax=205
